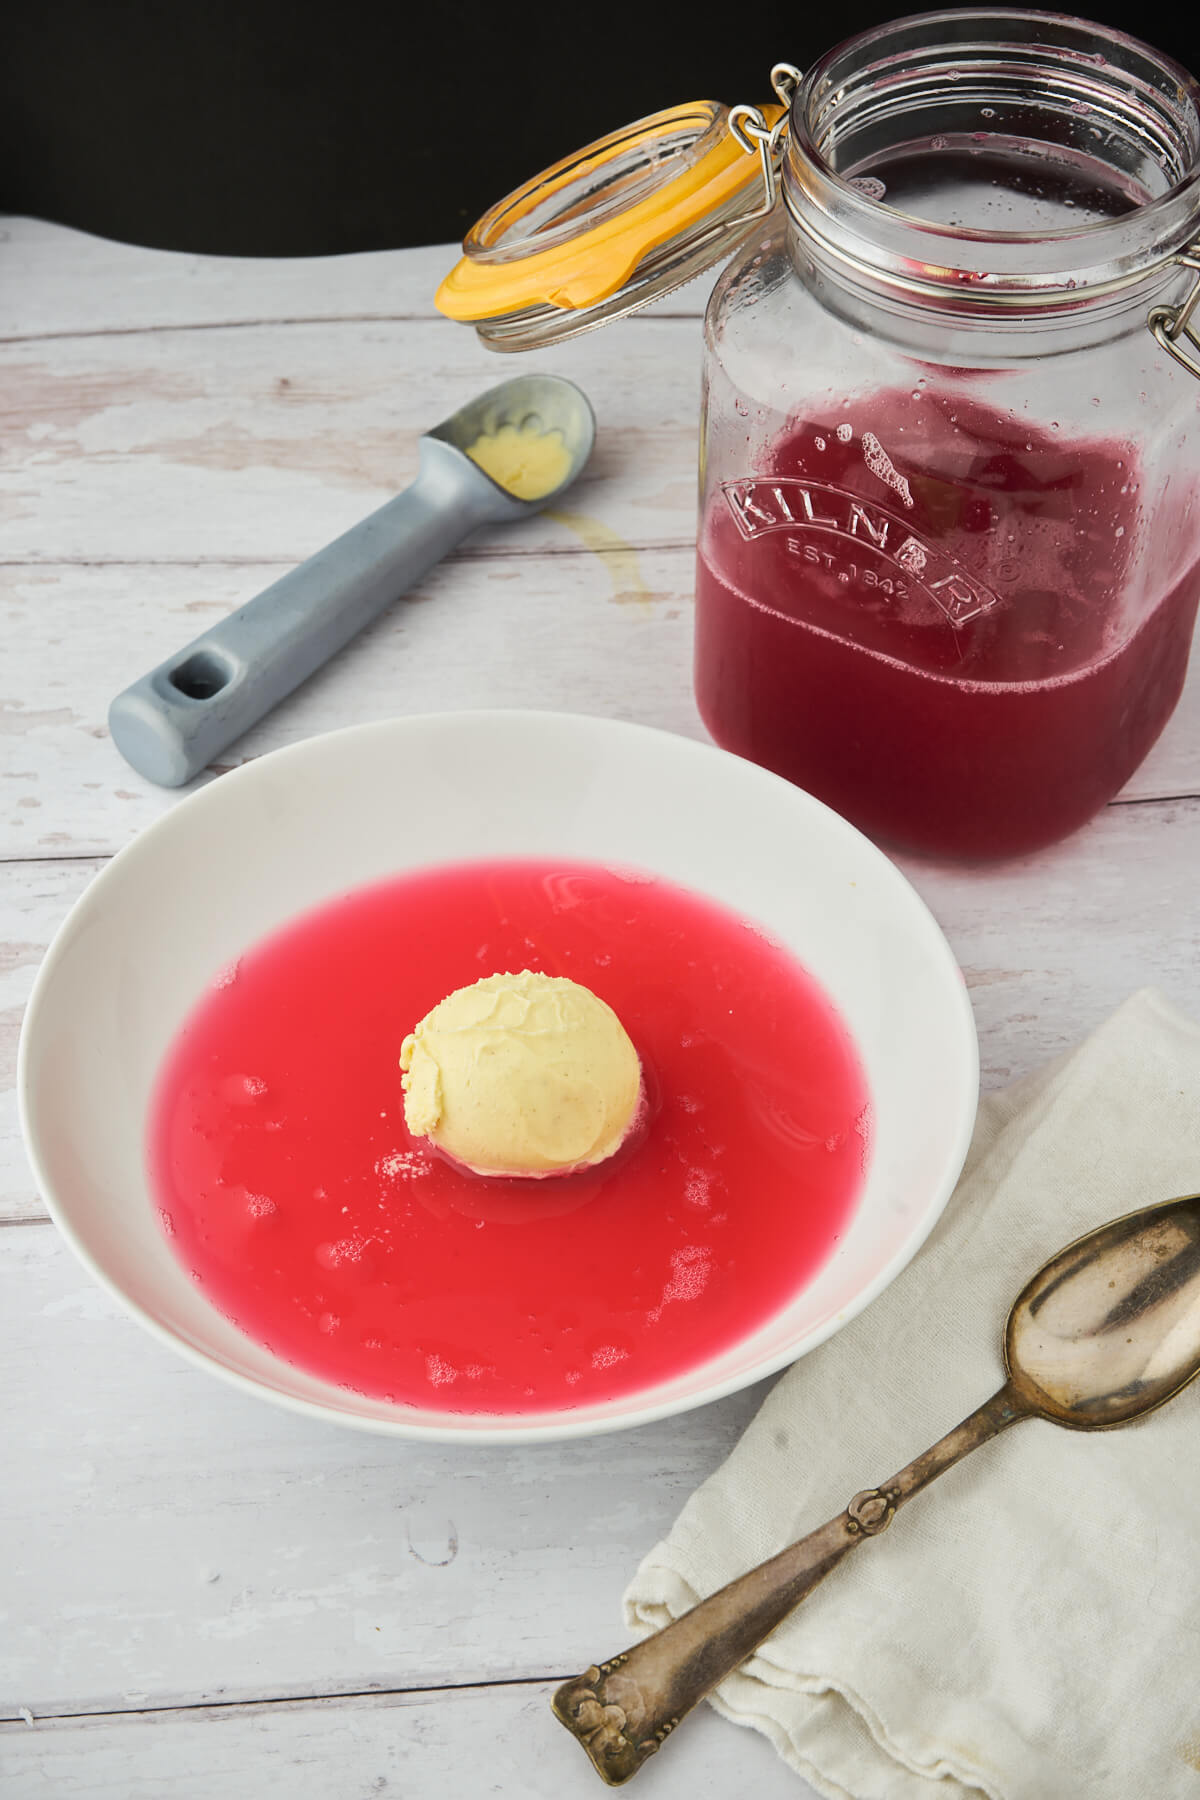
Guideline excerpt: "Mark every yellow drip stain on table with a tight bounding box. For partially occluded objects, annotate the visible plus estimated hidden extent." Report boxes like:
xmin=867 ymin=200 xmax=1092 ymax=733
xmin=1177 ymin=1735 xmax=1200 ymax=1772
xmin=546 ymin=509 xmax=659 ymax=607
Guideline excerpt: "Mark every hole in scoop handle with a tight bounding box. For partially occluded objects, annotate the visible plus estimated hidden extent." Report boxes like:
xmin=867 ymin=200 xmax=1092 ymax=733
xmin=552 ymin=1383 xmax=1029 ymax=1785
xmin=107 ymin=440 xmax=496 ymax=787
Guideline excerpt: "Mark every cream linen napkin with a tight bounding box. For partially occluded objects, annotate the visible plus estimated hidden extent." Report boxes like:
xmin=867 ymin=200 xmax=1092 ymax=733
xmin=624 ymin=989 xmax=1200 ymax=1800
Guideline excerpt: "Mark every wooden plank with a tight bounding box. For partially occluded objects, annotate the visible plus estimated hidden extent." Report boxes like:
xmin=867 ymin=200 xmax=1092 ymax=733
xmin=2 ymin=543 xmax=1199 ymax=866
xmin=0 ymin=216 xmax=708 ymax=340
xmin=0 ymin=315 xmax=704 ymax=564
xmin=0 ymin=1216 xmax=776 ymax=1717
xmin=892 ymin=794 xmax=1200 ymax=1085
xmin=0 ymin=218 xmax=458 ymax=338
xmin=0 ymin=1682 xmax=811 ymax=1800
xmin=0 ymin=548 xmax=701 ymax=861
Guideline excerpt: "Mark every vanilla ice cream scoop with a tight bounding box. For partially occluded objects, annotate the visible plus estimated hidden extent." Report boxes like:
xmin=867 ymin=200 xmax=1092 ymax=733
xmin=399 ymin=971 xmax=642 ymax=1178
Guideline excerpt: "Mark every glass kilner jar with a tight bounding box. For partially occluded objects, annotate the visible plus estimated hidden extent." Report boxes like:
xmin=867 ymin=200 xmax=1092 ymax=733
xmin=437 ymin=11 xmax=1200 ymax=859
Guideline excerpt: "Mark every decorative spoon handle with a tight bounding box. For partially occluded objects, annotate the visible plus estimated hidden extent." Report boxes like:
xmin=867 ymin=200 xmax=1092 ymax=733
xmin=552 ymin=1382 xmax=1030 ymax=1786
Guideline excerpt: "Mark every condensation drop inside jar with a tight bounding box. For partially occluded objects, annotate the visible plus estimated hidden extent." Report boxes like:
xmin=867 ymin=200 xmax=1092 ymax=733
xmin=694 ymin=11 xmax=1200 ymax=859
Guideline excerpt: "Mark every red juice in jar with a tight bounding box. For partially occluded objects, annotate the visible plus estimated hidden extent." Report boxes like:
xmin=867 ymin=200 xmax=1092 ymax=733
xmin=695 ymin=391 xmax=1200 ymax=860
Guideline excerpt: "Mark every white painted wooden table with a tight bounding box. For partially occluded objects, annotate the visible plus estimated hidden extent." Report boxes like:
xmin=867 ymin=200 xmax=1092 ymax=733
xmin=3 ymin=214 xmax=1199 ymax=1800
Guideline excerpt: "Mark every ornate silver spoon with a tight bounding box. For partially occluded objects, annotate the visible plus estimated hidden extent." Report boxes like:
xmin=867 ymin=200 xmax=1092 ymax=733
xmin=553 ymin=1191 xmax=1200 ymax=1784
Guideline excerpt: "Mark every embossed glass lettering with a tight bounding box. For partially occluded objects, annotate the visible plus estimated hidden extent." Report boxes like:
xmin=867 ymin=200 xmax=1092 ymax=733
xmin=725 ymin=483 xmax=780 ymax=531
xmin=848 ymin=502 xmax=889 ymax=549
xmin=721 ymin=477 xmax=1004 ymax=626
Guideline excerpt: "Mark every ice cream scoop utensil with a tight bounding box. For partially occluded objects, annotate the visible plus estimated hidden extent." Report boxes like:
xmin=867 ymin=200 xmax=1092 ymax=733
xmin=553 ymin=1190 xmax=1200 ymax=1784
xmin=108 ymin=374 xmax=595 ymax=788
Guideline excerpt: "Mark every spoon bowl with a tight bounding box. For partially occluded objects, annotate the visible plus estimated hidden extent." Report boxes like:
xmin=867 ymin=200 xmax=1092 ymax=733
xmin=1007 ymin=1193 xmax=1200 ymax=1428
xmin=429 ymin=372 xmax=596 ymax=502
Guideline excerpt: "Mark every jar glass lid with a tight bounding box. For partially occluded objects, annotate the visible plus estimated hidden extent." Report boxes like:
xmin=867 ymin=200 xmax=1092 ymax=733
xmin=435 ymin=80 xmax=796 ymax=351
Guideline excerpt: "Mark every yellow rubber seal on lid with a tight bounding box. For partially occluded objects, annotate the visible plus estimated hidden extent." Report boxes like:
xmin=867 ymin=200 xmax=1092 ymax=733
xmin=436 ymin=101 xmax=783 ymax=323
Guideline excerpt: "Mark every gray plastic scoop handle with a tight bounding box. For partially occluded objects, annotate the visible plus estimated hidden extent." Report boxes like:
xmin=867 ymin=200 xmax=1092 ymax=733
xmin=108 ymin=374 xmax=595 ymax=788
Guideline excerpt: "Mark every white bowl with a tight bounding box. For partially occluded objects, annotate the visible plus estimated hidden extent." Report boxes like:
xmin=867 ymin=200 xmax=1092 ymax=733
xmin=19 ymin=711 xmax=977 ymax=1443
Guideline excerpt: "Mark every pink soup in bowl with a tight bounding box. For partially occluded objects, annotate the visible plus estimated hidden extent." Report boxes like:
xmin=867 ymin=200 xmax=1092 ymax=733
xmin=19 ymin=711 xmax=977 ymax=1444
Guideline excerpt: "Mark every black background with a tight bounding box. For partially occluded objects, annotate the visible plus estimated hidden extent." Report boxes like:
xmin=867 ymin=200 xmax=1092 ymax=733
xmin=3 ymin=1 xmax=1197 ymax=257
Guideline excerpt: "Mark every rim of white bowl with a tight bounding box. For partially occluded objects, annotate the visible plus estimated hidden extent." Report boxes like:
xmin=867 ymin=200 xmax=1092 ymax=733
xmin=18 ymin=709 xmax=979 ymax=1444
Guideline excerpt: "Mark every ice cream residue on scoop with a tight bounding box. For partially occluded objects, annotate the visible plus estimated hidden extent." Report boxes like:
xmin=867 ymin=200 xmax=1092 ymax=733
xmin=464 ymin=422 xmax=572 ymax=502
xmin=399 ymin=970 xmax=642 ymax=1178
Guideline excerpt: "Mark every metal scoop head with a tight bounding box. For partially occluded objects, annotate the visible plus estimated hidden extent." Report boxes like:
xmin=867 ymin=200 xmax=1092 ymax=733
xmin=429 ymin=373 xmax=595 ymax=509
